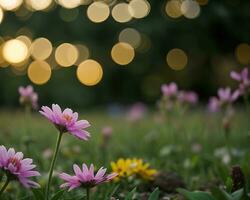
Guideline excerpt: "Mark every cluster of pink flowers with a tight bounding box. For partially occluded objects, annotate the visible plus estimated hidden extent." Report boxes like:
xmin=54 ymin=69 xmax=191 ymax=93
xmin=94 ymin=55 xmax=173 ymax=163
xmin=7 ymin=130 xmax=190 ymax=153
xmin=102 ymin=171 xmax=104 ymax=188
xmin=18 ymin=85 xmax=38 ymax=110
xmin=208 ymin=87 xmax=240 ymax=112
xmin=230 ymin=67 xmax=250 ymax=95
xmin=0 ymin=145 xmax=40 ymax=188
xmin=160 ymin=82 xmax=198 ymax=110
xmin=208 ymin=67 xmax=250 ymax=112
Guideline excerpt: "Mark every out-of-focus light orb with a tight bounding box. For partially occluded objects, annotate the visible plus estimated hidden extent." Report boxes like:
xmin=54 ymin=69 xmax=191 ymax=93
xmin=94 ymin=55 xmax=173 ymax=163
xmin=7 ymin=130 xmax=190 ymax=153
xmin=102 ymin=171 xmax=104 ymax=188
xmin=165 ymin=0 xmax=182 ymax=18
xmin=77 ymin=59 xmax=103 ymax=86
xmin=75 ymin=44 xmax=90 ymax=65
xmin=0 ymin=7 xmax=4 ymax=24
xmin=26 ymin=0 xmax=52 ymax=10
xmin=28 ymin=60 xmax=51 ymax=85
xmin=111 ymin=42 xmax=135 ymax=65
xmin=167 ymin=48 xmax=188 ymax=70
xmin=55 ymin=43 xmax=78 ymax=67
xmin=16 ymin=35 xmax=32 ymax=48
xmin=112 ymin=3 xmax=132 ymax=23
xmin=3 ymin=39 xmax=29 ymax=64
xmin=59 ymin=8 xmax=79 ymax=22
xmin=0 ymin=0 xmax=23 ymax=10
xmin=128 ymin=0 xmax=150 ymax=19
xmin=87 ymin=2 xmax=110 ymax=23
xmin=196 ymin=0 xmax=209 ymax=6
xmin=30 ymin=37 xmax=52 ymax=60
xmin=58 ymin=0 xmax=81 ymax=9
xmin=119 ymin=28 xmax=141 ymax=48
xmin=235 ymin=43 xmax=250 ymax=64
xmin=181 ymin=0 xmax=200 ymax=19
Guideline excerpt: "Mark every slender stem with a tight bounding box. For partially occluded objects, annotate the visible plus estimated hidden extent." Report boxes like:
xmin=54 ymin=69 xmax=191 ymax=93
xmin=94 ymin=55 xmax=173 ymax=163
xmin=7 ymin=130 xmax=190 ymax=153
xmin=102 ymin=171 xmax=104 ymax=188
xmin=86 ymin=188 xmax=90 ymax=200
xmin=46 ymin=132 xmax=63 ymax=200
xmin=0 ymin=177 xmax=10 ymax=197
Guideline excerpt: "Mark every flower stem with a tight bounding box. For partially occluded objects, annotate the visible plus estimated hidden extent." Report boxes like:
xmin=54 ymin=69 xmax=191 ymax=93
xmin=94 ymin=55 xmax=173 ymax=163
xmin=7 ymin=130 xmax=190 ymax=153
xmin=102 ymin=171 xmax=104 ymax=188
xmin=86 ymin=188 xmax=90 ymax=200
xmin=0 ymin=177 xmax=10 ymax=197
xmin=46 ymin=131 xmax=63 ymax=200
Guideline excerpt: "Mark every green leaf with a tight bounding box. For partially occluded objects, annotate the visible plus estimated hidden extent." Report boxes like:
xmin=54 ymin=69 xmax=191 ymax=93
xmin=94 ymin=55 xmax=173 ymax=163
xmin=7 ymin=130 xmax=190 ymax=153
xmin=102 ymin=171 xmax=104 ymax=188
xmin=177 ymin=188 xmax=216 ymax=200
xmin=125 ymin=187 xmax=137 ymax=200
xmin=226 ymin=177 xmax=233 ymax=192
xmin=51 ymin=189 xmax=65 ymax=200
xmin=211 ymin=187 xmax=232 ymax=200
xmin=104 ymin=184 xmax=120 ymax=200
xmin=32 ymin=188 xmax=45 ymax=200
xmin=148 ymin=188 xmax=160 ymax=200
xmin=232 ymin=189 xmax=244 ymax=200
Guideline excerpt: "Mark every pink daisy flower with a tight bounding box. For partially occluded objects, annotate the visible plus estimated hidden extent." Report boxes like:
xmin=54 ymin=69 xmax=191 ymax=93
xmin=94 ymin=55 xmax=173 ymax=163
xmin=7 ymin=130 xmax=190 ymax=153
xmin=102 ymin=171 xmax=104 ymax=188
xmin=230 ymin=67 xmax=250 ymax=95
xmin=18 ymin=85 xmax=38 ymax=109
xmin=127 ymin=102 xmax=147 ymax=122
xmin=39 ymin=104 xmax=91 ymax=140
xmin=208 ymin=97 xmax=220 ymax=112
xmin=217 ymin=87 xmax=240 ymax=103
xmin=0 ymin=145 xmax=40 ymax=188
xmin=59 ymin=163 xmax=117 ymax=191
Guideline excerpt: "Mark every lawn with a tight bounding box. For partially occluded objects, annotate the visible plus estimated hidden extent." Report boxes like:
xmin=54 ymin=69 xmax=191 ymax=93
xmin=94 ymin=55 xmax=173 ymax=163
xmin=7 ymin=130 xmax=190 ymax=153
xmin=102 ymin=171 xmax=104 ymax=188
xmin=0 ymin=108 xmax=249 ymax=199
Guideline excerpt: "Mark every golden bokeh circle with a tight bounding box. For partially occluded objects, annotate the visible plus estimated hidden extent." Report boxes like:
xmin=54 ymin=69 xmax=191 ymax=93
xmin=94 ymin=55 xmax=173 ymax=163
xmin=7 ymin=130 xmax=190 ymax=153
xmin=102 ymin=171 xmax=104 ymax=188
xmin=0 ymin=0 xmax=23 ymax=10
xmin=3 ymin=39 xmax=29 ymax=64
xmin=0 ymin=7 xmax=4 ymax=24
xmin=112 ymin=3 xmax=132 ymax=23
xmin=87 ymin=2 xmax=110 ymax=23
xmin=16 ymin=35 xmax=32 ymax=47
xmin=111 ymin=42 xmax=135 ymax=65
xmin=165 ymin=0 xmax=182 ymax=19
xmin=55 ymin=43 xmax=78 ymax=67
xmin=128 ymin=0 xmax=150 ymax=19
xmin=166 ymin=48 xmax=188 ymax=70
xmin=181 ymin=0 xmax=200 ymax=19
xmin=119 ymin=28 xmax=141 ymax=48
xmin=58 ymin=0 xmax=81 ymax=9
xmin=26 ymin=0 xmax=52 ymax=10
xmin=77 ymin=59 xmax=103 ymax=86
xmin=30 ymin=37 xmax=52 ymax=60
xmin=235 ymin=43 xmax=250 ymax=64
xmin=28 ymin=60 xmax=51 ymax=85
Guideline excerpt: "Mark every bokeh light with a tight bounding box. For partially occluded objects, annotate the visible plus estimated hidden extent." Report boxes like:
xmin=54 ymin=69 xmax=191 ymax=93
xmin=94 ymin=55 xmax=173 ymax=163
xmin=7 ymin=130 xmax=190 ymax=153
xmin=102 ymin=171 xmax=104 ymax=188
xmin=2 ymin=39 xmax=29 ymax=64
xmin=30 ymin=37 xmax=52 ymax=60
xmin=128 ymin=0 xmax=150 ymax=19
xmin=28 ymin=60 xmax=51 ymax=84
xmin=16 ymin=35 xmax=32 ymax=48
xmin=235 ymin=43 xmax=250 ymax=64
xmin=0 ymin=0 xmax=22 ymax=11
xmin=112 ymin=3 xmax=132 ymax=23
xmin=166 ymin=48 xmax=188 ymax=70
xmin=181 ymin=0 xmax=200 ymax=19
xmin=111 ymin=42 xmax=135 ymax=65
xmin=26 ymin=0 xmax=52 ymax=11
xmin=58 ymin=0 xmax=81 ymax=9
xmin=77 ymin=59 xmax=103 ymax=86
xmin=75 ymin=44 xmax=90 ymax=65
xmin=0 ymin=7 xmax=4 ymax=24
xmin=87 ymin=2 xmax=110 ymax=23
xmin=55 ymin=43 xmax=78 ymax=67
xmin=165 ymin=0 xmax=182 ymax=19
xmin=119 ymin=28 xmax=141 ymax=48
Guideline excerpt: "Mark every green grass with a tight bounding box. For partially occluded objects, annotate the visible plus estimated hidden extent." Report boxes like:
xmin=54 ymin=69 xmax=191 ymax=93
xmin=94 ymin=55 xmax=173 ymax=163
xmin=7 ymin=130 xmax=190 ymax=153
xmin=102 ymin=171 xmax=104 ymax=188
xmin=0 ymin=108 xmax=250 ymax=199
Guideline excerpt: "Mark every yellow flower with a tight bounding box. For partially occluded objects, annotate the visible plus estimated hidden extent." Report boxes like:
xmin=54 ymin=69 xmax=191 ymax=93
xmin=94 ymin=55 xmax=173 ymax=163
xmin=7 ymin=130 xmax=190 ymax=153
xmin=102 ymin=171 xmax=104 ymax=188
xmin=110 ymin=158 xmax=133 ymax=180
xmin=110 ymin=158 xmax=157 ymax=181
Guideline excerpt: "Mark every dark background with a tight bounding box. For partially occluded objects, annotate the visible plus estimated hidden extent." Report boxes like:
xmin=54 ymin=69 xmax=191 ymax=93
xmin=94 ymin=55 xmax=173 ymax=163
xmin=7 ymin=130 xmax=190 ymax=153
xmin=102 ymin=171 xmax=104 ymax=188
xmin=0 ymin=0 xmax=250 ymax=108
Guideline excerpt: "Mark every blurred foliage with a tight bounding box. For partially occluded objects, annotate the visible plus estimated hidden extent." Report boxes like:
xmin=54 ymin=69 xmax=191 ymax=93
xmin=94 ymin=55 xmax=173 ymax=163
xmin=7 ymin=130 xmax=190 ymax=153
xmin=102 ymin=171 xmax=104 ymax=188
xmin=0 ymin=0 xmax=250 ymax=108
